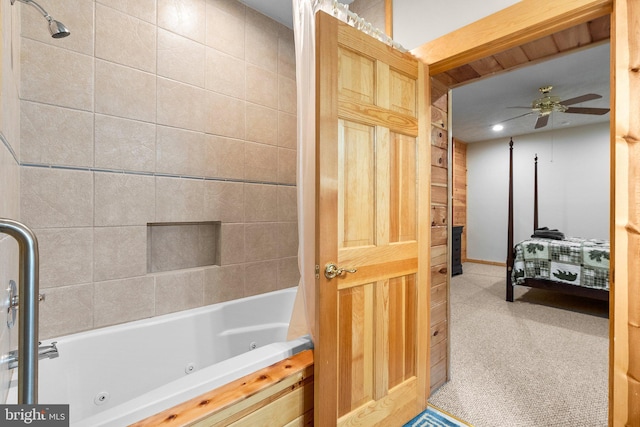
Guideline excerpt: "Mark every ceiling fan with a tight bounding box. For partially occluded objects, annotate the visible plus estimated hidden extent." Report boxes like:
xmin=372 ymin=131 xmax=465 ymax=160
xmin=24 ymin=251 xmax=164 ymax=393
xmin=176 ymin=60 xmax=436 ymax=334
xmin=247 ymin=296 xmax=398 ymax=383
xmin=500 ymin=85 xmax=610 ymax=129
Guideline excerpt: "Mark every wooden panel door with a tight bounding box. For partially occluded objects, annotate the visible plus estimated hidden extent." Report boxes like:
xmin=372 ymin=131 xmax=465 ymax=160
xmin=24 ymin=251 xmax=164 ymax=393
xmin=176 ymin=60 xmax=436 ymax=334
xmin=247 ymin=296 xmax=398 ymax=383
xmin=315 ymin=11 xmax=431 ymax=426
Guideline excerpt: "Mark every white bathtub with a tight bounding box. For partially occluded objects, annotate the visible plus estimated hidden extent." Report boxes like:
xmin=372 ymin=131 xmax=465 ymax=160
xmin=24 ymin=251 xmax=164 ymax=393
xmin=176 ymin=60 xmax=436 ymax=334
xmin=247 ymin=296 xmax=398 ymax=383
xmin=7 ymin=287 xmax=312 ymax=426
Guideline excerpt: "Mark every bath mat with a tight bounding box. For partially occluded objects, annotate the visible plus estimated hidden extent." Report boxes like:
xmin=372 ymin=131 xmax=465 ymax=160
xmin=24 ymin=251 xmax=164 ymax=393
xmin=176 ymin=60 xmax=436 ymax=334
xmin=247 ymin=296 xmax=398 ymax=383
xmin=404 ymin=404 xmax=471 ymax=427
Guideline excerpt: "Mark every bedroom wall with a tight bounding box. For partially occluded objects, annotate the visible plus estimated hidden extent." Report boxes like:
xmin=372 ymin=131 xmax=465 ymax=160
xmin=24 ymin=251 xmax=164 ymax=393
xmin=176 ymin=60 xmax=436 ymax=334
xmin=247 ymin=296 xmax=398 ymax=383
xmin=466 ymin=121 xmax=609 ymax=263
xmin=393 ymin=0 xmax=520 ymax=49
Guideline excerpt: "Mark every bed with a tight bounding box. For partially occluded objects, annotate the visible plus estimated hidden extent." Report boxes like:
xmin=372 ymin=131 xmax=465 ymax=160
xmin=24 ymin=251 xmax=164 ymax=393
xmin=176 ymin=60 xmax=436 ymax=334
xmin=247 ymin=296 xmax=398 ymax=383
xmin=505 ymin=138 xmax=610 ymax=302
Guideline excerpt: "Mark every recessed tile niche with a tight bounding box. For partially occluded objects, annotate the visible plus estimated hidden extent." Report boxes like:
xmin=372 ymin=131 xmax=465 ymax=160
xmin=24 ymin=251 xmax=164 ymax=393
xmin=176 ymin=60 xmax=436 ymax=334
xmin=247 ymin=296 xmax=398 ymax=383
xmin=147 ymin=222 xmax=221 ymax=273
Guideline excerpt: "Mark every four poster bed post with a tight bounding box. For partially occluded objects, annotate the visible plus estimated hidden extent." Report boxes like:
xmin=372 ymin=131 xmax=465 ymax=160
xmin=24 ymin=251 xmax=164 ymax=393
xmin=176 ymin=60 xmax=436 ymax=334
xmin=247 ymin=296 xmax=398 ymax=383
xmin=506 ymin=138 xmax=514 ymax=302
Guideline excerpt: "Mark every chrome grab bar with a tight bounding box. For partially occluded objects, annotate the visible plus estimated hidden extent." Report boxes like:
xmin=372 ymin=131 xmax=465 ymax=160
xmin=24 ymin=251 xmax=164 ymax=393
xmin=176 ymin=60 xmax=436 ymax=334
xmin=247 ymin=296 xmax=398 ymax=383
xmin=0 ymin=218 xmax=39 ymax=404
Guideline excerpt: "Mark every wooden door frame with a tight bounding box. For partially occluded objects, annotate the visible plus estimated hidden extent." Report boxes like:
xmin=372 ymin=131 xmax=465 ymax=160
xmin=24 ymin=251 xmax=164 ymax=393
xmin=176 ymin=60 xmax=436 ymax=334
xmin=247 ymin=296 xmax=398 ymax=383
xmin=409 ymin=0 xmax=637 ymax=425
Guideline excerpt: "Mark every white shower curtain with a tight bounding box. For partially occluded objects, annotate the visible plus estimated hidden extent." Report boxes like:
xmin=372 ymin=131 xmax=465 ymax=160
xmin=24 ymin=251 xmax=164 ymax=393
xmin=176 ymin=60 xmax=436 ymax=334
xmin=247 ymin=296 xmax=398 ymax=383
xmin=287 ymin=0 xmax=318 ymax=343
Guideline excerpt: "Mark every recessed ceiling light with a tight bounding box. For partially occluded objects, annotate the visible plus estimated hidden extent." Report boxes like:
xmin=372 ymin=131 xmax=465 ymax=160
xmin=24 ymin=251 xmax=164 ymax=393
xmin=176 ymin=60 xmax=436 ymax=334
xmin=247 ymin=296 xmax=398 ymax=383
xmin=492 ymin=124 xmax=504 ymax=131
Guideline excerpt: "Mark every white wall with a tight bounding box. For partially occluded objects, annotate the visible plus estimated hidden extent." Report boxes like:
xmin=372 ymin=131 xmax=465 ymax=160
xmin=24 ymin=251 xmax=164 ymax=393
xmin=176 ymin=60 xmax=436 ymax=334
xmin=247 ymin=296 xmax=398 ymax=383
xmin=466 ymin=122 xmax=610 ymax=263
xmin=393 ymin=0 xmax=520 ymax=49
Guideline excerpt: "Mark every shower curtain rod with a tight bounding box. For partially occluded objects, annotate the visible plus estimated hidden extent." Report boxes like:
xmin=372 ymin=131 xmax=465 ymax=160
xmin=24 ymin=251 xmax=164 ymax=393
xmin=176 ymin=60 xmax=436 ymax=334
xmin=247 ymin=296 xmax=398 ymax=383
xmin=312 ymin=0 xmax=406 ymax=52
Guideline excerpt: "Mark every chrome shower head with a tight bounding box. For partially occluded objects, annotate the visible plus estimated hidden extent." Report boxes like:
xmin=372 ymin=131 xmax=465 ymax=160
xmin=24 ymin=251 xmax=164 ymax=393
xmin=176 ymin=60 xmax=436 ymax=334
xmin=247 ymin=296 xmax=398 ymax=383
xmin=11 ymin=0 xmax=70 ymax=38
xmin=48 ymin=18 xmax=70 ymax=38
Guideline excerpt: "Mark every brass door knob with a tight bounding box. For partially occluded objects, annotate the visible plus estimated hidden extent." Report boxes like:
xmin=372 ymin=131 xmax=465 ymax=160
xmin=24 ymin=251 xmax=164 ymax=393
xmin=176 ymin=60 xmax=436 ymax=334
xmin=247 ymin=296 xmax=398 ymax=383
xmin=324 ymin=263 xmax=357 ymax=279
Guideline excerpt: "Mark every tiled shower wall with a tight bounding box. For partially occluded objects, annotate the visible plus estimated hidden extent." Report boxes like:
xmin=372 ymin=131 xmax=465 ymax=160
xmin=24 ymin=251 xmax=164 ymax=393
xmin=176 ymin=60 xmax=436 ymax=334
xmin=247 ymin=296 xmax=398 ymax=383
xmin=18 ymin=0 xmax=299 ymax=340
xmin=1 ymin=0 xmax=22 ymax=402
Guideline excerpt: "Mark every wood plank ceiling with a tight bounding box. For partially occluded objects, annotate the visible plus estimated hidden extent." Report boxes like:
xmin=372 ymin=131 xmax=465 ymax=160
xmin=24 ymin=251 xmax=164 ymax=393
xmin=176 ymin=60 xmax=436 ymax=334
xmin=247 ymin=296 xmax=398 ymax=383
xmin=432 ymin=15 xmax=610 ymax=88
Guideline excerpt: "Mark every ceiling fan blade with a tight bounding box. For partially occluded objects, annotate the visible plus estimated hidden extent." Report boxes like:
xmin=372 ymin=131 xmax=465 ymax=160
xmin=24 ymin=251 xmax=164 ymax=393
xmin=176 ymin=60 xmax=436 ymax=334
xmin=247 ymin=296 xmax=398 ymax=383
xmin=534 ymin=115 xmax=549 ymax=129
xmin=564 ymin=107 xmax=610 ymax=115
xmin=497 ymin=111 xmax=535 ymax=124
xmin=560 ymin=93 xmax=602 ymax=106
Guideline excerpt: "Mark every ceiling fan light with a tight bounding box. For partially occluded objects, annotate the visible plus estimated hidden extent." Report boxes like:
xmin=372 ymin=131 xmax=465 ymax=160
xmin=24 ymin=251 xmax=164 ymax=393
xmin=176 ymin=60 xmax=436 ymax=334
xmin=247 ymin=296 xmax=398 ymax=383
xmin=492 ymin=124 xmax=504 ymax=131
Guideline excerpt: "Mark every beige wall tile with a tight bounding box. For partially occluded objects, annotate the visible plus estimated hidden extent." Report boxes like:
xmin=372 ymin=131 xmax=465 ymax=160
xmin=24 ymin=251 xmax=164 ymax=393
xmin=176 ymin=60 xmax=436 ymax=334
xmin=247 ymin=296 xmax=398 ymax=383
xmin=21 ymin=167 xmax=93 ymax=228
xmin=94 ymin=276 xmax=155 ymax=328
xmin=94 ymin=114 xmax=156 ymax=172
xmin=155 ymin=269 xmax=204 ymax=315
xmin=220 ymin=223 xmax=244 ymax=265
xmin=245 ymin=8 xmax=278 ymax=73
xmin=21 ymin=38 xmax=93 ymax=111
xmin=278 ymin=28 xmax=296 ymax=80
xmin=21 ymin=101 xmax=93 ymax=167
xmin=206 ymin=91 xmax=245 ymax=139
xmin=95 ymin=60 xmax=156 ymax=122
xmin=96 ymin=4 xmax=156 ymax=73
xmin=155 ymin=176 xmax=205 ymax=222
xmin=156 ymin=126 xmax=208 ymax=177
xmin=244 ymin=222 xmax=279 ymax=262
xmin=349 ymin=0 xmax=386 ymax=33
xmin=278 ymin=257 xmax=300 ymax=290
xmin=0 ymin=145 xmax=20 ymax=218
xmin=278 ymin=112 xmax=296 ymax=150
xmin=20 ymin=0 xmax=94 ymax=55
xmin=244 ymin=261 xmax=277 ymax=297
xmin=204 ymin=180 xmax=244 ymax=222
xmin=94 ymin=226 xmax=147 ymax=281
xmin=246 ymin=64 xmax=277 ymax=109
xmin=277 ymin=186 xmax=297 ymax=222
xmin=94 ymin=172 xmax=155 ymax=226
xmin=278 ymin=76 xmax=297 ymax=114
xmin=2 ymin=7 xmax=21 ymax=155
xmin=278 ymin=147 xmax=296 ymax=185
xmin=157 ymin=77 xmax=207 ymax=132
xmin=1 ymin=72 xmax=20 ymax=163
xmin=278 ymin=222 xmax=298 ymax=258
xmin=245 ymin=103 xmax=278 ymax=146
xmin=245 ymin=142 xmax=277 ymax=183
xmin=37 ymin=227 xmax=93 ymax=288
xmin=0 ymin=237 xmax=19 ymax=298
xmin=39 ymin=283 xmax=94 ymax=339
xmin=208 ymin=135 xmax=244 ymax=180
xmin=158 ymin=0 xmax=206 ymax=43
xmin=205 ymin=47 xmax=245 ymax=99
xmin=205 ymin=0 xmax=245 ymax=59
xmin=158 ymin=29 xmax=205 ymax=87
xmin=97 ymin=0 xmax=157 ymax=24
xmin=244 ymin=183 xmax=278 ymax=222
xmin=204 ymin=264 xmax=245 ymax=304
xmin=202 ymin=136 xmax=221 ymax=178
xmin=207 ymin=0 xmax=245 ymax=17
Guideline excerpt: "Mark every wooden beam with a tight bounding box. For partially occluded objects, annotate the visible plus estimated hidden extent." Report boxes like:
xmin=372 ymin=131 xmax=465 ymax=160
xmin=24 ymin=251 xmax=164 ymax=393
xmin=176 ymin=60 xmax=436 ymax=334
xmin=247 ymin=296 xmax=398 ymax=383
xmin=411 ymin=0 xmax=612 ymax=74
xmin=611 ymin=0 xmax=640 ymax=425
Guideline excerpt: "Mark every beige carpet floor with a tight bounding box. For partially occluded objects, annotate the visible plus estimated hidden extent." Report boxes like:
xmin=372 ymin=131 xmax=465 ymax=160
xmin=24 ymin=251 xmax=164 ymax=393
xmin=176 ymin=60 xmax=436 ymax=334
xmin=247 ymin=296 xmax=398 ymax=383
xmin=428 ymin=262 xmax=609 ymax=427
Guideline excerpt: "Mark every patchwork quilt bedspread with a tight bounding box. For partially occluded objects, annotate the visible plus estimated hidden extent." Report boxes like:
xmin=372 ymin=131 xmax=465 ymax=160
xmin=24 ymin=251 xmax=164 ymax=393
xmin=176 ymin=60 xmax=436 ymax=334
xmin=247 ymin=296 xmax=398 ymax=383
xmin=512 ymin=237 xmax=610 ymax=291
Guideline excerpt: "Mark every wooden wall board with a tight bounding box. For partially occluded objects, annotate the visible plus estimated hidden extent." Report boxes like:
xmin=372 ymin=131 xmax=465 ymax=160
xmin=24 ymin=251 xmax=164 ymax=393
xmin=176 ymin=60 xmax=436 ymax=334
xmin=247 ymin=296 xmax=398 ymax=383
xmin=453 ymin=139 xmax=468 ymax=261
